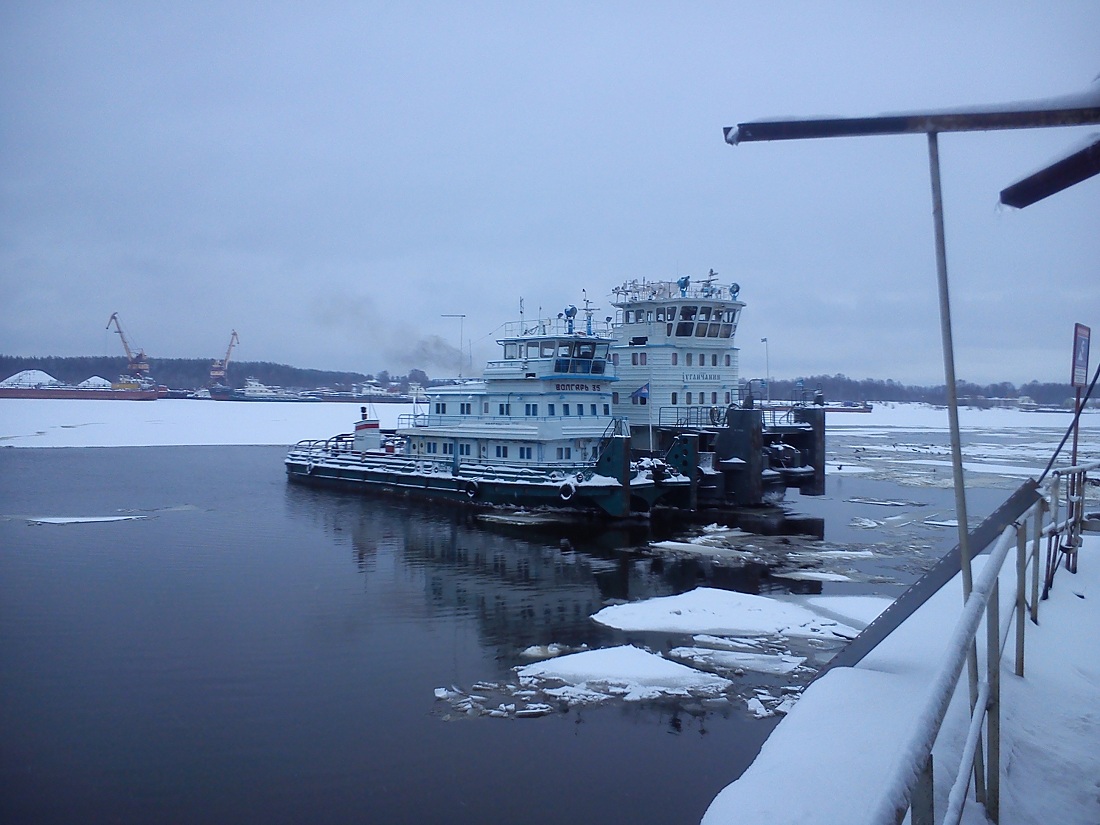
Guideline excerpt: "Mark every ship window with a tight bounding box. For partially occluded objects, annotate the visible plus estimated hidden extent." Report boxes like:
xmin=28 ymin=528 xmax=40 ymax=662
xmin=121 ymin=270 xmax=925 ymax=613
xmin=686 ymin=353 xmax=692 ymax=366
xmin=712 ymin=354 xmax=718 ymax=366
xmin=541 ymin=341 xmax=555 ymax=358
xmin=725 ymin=354 xmax=731 ymax=366
xmin=459 ymin=443 xmax=471 ymax=456
xmin=590 ymin=404 xmax=597 ymax=415
xmin=547 ymin=403 xmax=556 ymax=416
xmin=666 ymin=323 xmax=673 ymax=337
xmin=504 ymin=343 xmax=519 ymax=359
xmin=443 ymin=442 xmax=453 ymax=455
xmin=460 ymin=402 xmax=472 ymax=415
xmin=679 ymin=306 xmax=697 ymax=321
xmin=632 ymin=352 xmax=639 ymax=365
xmin=656 ymin=307 xmax=665 ymax=322
xmin=596 ymin=344 xmax=609 ymax=358
xmin=640 ymin=352 xmax=647 ymax=365
xmin=720 ymin=324 xmax=733 ymax=338
xmin=526 ymin=342 xmax=540 ymax=359
xmin=557 ymin=447 xmax=572 ymax=460
xmin=498 ymin=403 xmax=511 ymax=415
xmin=624 ymin=310 xmax=634 ymax=323
xmin=495 ymin=445 xmax=509 ymax=458
xmin=676 ymin=322 xmax=694 ymax=337
xmin=434 ymin=402 xmax=447 ymax=414
xmin=612 ymin=392 xmax=619 ymax=404
xmin=576 ymin=342 xmax=596 ymax=359
xmin=705 ymin=323 xmax=719 ymax=337
xmin=687 ymin=392 xmax=692 ymax=405
xmin=603 ymin=404 xmax=610 ymax=415
xmin=695 ymin=323 xmax=708 ymax=337
xmin=519 ymin=446 xmax=533 ymax=460
xmin=725 ymin=391 xmax=731 ymax=404
xmin=712 ymin=392 xmax=718 ymax=404
xmin=671 ymin=393 xmax=678 ymax=405
xmin=482 ymin=402 xmax=489 ymax=414
xmin=699 ymin=353 xmax=705 ymax=364
xmin=698 ymin=306 xmax=712 ymax=321
xmin=612 ymin=353 xmax=619 ymax=365
xmin=427 ymin=442 xmax=438 ymax=454
xmin=563 ymin=404 xmax=570 ymax=415
xmin=647 ymin=310 xmax=654 ymax=323
xmin=576 ymin=405 xmax=583 ymax=416
xmin=525 ymin=403 xmax=538 ymax=416
xmin=667 ymin=305 xmax=677 ymax=319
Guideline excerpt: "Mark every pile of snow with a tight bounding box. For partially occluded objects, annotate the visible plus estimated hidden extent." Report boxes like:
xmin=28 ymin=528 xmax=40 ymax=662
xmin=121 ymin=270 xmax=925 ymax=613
xmin=1 ymin=369 xmax=60 ymax=387
xmin=77 ymin=376 xmax=113 ymax=388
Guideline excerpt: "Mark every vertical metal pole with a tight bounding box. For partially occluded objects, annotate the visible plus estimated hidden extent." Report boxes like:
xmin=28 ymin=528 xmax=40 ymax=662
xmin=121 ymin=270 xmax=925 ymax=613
xmin=927 ymin=131 xmax=985 ymax=801
xmin=1031 ymin=498 xmax=1044 ymax=622
xmin=912 ymin=753 xmax=935 ymax=825
xmin=1015 ymin=524 xmax=1027 ymax=676
xmin=987 ymin=577 xmax=1001 ymax=822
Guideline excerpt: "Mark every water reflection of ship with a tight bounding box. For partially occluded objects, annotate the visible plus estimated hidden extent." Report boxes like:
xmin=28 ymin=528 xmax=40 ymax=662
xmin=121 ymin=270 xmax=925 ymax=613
xmin=284 ymin=483 xmax=825 ymax=663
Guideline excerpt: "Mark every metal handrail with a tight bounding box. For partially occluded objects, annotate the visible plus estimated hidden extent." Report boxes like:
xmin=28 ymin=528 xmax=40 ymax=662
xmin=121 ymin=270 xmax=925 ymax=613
xmin=897 ymin=458 xmax=1098 ymax=825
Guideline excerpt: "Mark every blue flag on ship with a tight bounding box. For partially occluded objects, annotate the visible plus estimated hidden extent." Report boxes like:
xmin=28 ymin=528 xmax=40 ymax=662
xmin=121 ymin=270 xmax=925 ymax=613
xmin=630 ymin=383 xmax=650 ymax=399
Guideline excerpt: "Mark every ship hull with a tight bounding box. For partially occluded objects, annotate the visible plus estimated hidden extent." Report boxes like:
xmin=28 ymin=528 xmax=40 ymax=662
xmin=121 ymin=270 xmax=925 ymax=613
xmin=0 ymin=387 xmax=158 ymax=400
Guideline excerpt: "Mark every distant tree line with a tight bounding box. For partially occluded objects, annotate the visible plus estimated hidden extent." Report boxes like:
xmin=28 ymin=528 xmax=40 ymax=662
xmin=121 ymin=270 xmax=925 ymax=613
xmin=756 ymin=374 xmax=1085 ymax=408
xmin=1 ymin=356 xmax=1086 ymax=406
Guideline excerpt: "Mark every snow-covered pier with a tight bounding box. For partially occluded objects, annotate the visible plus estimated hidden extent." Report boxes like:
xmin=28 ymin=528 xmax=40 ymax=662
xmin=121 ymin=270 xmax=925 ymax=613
xmin=703 ymin=498 xmax=1099 ymax=824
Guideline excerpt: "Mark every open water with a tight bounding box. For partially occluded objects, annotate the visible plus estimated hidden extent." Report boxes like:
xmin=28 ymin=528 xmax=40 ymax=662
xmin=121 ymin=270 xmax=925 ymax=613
xmin=0 ymin=443 xmax=1053 ymax=824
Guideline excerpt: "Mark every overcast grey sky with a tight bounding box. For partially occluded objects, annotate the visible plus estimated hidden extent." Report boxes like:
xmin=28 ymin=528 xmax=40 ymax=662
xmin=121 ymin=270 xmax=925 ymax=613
xmin=2 ymin=2 xmax=1097 ymax=385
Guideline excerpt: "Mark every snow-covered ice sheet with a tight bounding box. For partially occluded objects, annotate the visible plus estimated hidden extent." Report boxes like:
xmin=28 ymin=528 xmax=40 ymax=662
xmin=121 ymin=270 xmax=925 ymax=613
xmin=592 ymin=587 xmax=859 ymax=639
xmin=517 ymin=644 xmax=732 ymax=702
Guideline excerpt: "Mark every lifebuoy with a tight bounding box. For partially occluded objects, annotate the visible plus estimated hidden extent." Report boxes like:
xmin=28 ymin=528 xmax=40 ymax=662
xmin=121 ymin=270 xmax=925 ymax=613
xmin=559 ymin=481 xmax=576 ymax=501
xmin=464 ymin=480 xmax=479 ymax=499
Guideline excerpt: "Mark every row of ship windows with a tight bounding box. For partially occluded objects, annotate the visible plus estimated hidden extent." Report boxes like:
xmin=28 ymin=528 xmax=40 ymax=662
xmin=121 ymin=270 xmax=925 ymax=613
xmin=613 ymin=352 xmax=733 ymax=367
xmin=433 ymin=401 xmax=611 ymax=417
xmin=622 ymin=306 xmax=738 ymax=324
xmin=612 ymin=391 xmax=733 ymax=406
xmin=418 ymin=441 xmax=575 ymax=460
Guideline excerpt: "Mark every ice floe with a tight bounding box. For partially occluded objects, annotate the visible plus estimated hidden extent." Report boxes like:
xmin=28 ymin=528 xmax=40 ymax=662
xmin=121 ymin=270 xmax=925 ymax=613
xmin=517 ymin=644 xmax=732 ymax=702
xmin=592 ymin=587 xmax=859 ymax=639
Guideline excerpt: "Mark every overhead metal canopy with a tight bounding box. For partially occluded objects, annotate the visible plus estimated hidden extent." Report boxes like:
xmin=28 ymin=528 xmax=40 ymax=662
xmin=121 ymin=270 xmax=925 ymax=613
xmin=723 ymin=83 xmax=1100 ymax=207
xmin=724 ymin=85 xmax=1100 ymax=144
xmin=999 ymin=135 xmax=1100 ymax=207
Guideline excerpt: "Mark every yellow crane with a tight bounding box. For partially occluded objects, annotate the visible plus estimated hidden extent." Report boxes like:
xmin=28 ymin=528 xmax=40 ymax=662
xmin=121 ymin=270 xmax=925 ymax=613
xmin=105 ymin=312 xmax=150 ymax=377
xmin=209 ymin=330 xmax=240 ymax=386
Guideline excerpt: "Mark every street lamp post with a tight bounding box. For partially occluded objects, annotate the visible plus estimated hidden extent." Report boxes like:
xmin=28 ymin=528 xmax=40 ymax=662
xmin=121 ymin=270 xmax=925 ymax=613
xmin=761 ymin=337 xmax=770 ymax=403
xmin=441 ymin=314 xmax=466 ymax=378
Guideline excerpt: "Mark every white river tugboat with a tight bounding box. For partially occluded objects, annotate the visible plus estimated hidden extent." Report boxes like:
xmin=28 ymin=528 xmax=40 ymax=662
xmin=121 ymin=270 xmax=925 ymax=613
xmin=286 ymin=272 xmax=826 ymax=516
xmin=285 ymin=302 xmax=695 ymax=517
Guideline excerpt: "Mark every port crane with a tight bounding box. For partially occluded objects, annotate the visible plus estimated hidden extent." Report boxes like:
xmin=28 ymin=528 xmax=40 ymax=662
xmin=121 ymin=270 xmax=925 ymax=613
xmin=209 ymin=330 xmax=240 ymax=386
xmin=105 ymin=312 xmax=150 ymax=377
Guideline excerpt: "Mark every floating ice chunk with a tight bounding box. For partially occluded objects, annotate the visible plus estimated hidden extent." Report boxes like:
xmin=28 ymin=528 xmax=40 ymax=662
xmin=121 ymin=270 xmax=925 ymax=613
xmin=592 ymin=588 xmax=860 ymax=640
xmin=849 ymin=517 xmax=880 ymax=529
xmin=773 ymin=570 xmax=853 ymax=582
xmin=27 ymin=515 xmax=147 ymax=525
xmin=517 ymin=644 xmax=732 ymax=703
xmin=746 ymin=697 xmax=772 ymax=718
xmin=671 ymin=647 xmax=806 ymax=675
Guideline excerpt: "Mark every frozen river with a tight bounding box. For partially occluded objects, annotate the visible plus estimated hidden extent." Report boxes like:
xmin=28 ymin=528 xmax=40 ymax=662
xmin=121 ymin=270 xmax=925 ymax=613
xmin=1 ymin=400 xmax=1096 ymax=823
